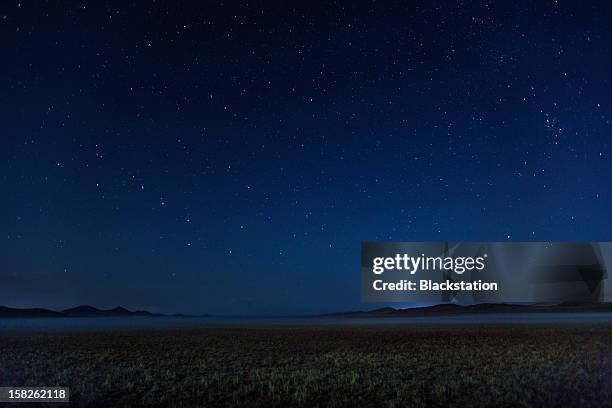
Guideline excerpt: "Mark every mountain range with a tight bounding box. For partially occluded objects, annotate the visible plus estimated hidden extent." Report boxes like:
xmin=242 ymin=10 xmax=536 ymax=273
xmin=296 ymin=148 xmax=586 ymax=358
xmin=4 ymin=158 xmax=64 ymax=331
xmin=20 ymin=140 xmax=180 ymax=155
xmin=2 ymin=302 xmax=612 ymax=318
xmin=323 ymin=302 xmax=612 ymax=317
xmin=0 ymin=305 xmax=188 ymax=318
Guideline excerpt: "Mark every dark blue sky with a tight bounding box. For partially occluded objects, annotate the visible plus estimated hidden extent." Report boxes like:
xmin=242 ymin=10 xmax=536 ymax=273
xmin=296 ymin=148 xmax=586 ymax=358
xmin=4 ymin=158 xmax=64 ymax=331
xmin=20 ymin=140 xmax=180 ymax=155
xmin=1 ymin=1 xmax=611 ymax=315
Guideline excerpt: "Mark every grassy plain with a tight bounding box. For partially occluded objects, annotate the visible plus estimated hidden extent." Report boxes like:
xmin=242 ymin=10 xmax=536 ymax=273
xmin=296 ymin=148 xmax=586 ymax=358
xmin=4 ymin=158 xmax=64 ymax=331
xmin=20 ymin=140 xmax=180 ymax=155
xmin=1 ymin=324 xmax=611 ymax=407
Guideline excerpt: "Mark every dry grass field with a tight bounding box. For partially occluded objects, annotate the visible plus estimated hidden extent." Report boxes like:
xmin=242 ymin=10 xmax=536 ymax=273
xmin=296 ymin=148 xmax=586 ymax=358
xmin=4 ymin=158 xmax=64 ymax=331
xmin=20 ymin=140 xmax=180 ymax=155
xmin=1 ymin=325 xmax=611 ymax=407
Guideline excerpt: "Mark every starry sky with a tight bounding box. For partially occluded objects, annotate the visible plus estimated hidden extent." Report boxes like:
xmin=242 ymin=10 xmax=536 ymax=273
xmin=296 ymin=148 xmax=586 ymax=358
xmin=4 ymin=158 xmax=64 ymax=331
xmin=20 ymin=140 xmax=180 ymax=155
xmin=1 ymin=1 xmax=611 ymax=315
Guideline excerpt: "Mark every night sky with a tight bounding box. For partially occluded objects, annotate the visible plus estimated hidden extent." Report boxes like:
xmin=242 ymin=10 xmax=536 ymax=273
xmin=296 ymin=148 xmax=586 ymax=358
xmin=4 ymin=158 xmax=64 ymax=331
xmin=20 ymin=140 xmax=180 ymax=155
xmin=2 ymin=1 xmax=611 ymax=315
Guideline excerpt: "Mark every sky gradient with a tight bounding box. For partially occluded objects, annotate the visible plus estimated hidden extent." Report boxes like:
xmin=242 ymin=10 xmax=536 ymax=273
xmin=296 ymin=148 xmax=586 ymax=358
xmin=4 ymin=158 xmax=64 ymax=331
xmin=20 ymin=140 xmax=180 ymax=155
xmin=2 ymin=1 xmax=611 ymax=314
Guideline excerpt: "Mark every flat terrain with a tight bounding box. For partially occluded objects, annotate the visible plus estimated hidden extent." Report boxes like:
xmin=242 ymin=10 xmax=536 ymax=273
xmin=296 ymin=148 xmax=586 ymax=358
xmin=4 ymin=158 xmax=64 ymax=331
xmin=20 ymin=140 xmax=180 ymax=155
xmin=1 ymin=325 xmax=611 ymax=407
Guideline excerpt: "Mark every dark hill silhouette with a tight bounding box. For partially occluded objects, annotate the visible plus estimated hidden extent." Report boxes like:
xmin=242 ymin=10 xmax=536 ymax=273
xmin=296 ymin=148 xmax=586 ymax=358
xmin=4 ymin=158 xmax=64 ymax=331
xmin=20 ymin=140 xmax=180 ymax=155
xmin=0 ymin=306 xmax=65 ymax=318
xmin=2 ymin=303 xmax=611 ymax=319
xmin=0 ymin=305 xmax=158 ymax=318
xmin=62 ymin=305 xmax=154 ymax=317
xmin=323 ymin=302 xmax=612 ymax=317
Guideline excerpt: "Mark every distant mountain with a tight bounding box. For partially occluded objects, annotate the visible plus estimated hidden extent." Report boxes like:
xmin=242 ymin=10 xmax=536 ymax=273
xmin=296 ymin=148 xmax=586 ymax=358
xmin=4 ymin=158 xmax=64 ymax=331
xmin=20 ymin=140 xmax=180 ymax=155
xmin=0 ymin=306 xmax=66 ymax=318
xmin=61 ymin=305 xmax=155 ymax=317
xmin=0 ymin=305 xmax=159 ymax=318
xmin=323 ymin=302 xmax=612 ymax=318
